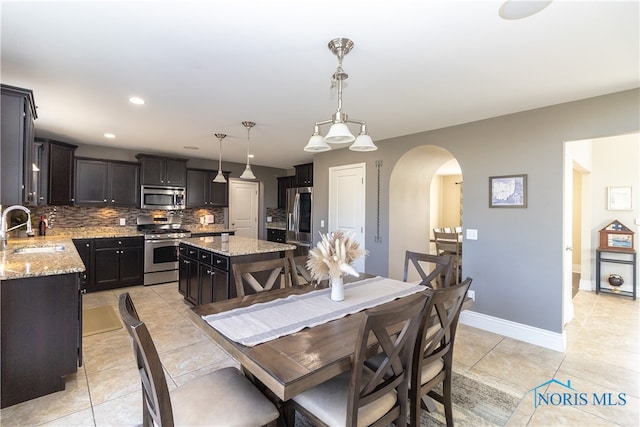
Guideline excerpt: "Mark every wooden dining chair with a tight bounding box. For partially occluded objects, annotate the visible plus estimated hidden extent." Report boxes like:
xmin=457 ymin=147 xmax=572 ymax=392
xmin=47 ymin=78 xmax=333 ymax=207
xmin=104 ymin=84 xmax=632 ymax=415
xmin=403 ymin=250 xmax=454 ymax=288
xmin=118 ymin=293 xmax=280 ymax=427
xmin=433 ymin=231 xmax=462 ymax=284
xmin=285 ymin=292 xmax=429 ymax=427
xmin=291 ymin=255 xmax=315 ymax=285
xmin=409 ymin=278 xmax=472 ymax=427
xmin=233 ymin=254 xmax=296 ymax=297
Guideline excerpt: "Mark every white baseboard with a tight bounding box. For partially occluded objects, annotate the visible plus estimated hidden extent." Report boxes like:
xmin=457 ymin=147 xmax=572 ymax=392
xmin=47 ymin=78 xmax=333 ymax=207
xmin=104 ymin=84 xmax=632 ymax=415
xmin=459 ymin=311 xmax=566 ymax=352
xmin=579 ymin=279 xmax=593 ymax=291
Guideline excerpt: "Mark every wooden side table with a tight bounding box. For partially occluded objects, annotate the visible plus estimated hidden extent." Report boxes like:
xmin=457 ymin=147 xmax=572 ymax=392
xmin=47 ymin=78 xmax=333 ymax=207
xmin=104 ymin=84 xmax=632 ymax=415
xmin=595 ymin=248 xmax=636 ymax=300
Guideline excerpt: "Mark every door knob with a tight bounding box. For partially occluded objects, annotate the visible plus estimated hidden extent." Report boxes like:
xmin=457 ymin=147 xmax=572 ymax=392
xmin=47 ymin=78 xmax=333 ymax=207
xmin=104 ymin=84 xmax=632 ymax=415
xmin=565 ymin=246 xmax=573 ymax=251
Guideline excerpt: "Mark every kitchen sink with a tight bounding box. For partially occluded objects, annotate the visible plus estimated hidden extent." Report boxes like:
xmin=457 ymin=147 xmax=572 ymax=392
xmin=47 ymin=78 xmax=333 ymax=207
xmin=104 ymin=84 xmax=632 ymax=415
xmin=13 ymin=244 xmax=66 ymax=254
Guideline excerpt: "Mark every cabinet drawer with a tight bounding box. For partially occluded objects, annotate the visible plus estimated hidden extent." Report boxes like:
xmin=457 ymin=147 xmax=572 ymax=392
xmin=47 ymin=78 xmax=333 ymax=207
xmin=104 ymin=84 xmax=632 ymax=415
xmin=94 ymin=237 xmax=143 ymax=249
xmin=199 ymin=250 xmax=213 ymax=265
xmin=186 ymin=246 xmax=199 ymax=260
xmin=213 ymin=255 xmax=229 ymax=271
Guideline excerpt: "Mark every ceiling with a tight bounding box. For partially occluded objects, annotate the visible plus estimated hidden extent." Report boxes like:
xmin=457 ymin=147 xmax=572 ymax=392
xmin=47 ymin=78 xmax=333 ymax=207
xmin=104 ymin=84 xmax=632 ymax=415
xmin=1 ymin=1 xmax=638 ymax=170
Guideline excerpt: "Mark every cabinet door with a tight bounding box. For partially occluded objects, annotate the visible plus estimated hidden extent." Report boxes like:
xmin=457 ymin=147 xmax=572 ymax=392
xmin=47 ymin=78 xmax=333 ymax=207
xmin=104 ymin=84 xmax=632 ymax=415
xmin=178 ymin=255 xmax=190 ymax=296
xmin=119 ymin=246 xmax=143 ymax=285
xmin=139 ymin=157 xmax=166 ymax=185
xmin=32 ymin=140 xmax=49 ymax=206
xmin=75 ymin=159 xmax=109 ymax=205
xmin=209 ymin=172 xmax=229 ymax=206
xmin=277 ymin=176 xmax=295 ymax=209
xmin=48 ymin=142 xmax=75 ymax=205
xmin=94 ymin=248 xmax=120 ymax=288
xmin=165 ymin=159 xmax=186 ymax=186
xmin=199 ymin=263 xmax=215 ymax=305
xmin=213 ymin=268 xmax=230 ymax=301
xmin=186 ymin=169 xmax=207 ymax=207
xmin=110 ymin=162 xmax=139 ymax=206
xmin=295 ymin=163 xmax=313 ymax=187
xmin=186 ymin=259 xmax=200 ymax=305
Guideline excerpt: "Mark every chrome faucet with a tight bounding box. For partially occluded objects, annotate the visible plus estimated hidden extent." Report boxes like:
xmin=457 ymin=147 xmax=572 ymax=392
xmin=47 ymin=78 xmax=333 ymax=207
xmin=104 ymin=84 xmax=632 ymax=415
xmin=1 ymin=205 xmax=34 ymax=250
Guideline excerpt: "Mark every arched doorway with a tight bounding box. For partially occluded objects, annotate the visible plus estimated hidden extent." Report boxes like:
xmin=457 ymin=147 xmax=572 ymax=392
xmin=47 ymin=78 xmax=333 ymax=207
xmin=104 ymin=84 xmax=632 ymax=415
xmin=388 ymin=145 xmax=463 ymax=280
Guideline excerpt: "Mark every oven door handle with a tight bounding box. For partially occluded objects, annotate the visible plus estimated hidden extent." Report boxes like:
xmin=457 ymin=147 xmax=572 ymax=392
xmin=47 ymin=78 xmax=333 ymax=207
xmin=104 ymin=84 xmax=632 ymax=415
xmin=145 ymin=239 xmax=181 ymax=246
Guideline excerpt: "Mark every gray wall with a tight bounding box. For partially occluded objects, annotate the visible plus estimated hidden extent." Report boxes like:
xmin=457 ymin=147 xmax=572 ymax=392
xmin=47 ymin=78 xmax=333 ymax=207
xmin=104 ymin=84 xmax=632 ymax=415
xmin=73 ymin=143 xmax=287 ymax=208
xmin=312 ymin=89 xmax=639 ymax=334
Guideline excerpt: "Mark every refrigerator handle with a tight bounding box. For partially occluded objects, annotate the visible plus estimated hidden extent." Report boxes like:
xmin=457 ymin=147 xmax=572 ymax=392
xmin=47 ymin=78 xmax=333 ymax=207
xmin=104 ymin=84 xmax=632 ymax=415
xmin=293 ymin=193 xmax=300 ymax=234
xmin=288 ymin=213 xmax=294 ymax=231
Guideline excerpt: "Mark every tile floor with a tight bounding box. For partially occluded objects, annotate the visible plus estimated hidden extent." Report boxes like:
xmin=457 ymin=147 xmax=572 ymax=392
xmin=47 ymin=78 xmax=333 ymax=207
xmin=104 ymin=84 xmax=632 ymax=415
xmin=0 ymin=283 xmax=638 ymax=426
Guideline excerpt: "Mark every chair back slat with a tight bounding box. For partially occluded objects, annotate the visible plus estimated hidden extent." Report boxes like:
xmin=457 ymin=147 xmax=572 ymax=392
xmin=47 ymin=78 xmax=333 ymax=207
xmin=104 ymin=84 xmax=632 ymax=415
xmin=119 ymin=293 xmax=174 ymax=427
xmin=403 ymin=250 xmax=454 ymax=288
xmin=347 ymin=292 xmax=429 ymax=427
xmin=232 ymin=255 xmax=295 ymax=297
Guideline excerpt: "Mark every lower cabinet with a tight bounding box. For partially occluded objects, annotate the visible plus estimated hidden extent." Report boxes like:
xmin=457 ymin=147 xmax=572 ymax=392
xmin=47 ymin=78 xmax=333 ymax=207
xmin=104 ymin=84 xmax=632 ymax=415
xmin=267 ymin=228 xmax=286 ymax=243
xmin=179 ymin=244 xmax=230 ymax=305
xmin=93 ymin=237 xmax=144 ymax=291
xmin=1 ymin=273 xmax=82 ymax=408
xmin=73 ymin=239 xmax=94 ymax=291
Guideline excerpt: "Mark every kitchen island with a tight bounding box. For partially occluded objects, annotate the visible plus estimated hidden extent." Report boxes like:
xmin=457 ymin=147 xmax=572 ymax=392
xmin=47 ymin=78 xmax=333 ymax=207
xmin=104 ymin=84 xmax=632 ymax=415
xmin=0 ymin=237 xmax=85 ymax=408
xmin=178 ymin=235 xmax=296 ymax=305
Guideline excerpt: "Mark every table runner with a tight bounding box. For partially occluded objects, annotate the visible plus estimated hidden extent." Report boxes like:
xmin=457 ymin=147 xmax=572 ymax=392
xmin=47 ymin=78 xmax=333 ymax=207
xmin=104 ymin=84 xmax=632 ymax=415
xmin=202 ymin=276 xmax=424 ymax=347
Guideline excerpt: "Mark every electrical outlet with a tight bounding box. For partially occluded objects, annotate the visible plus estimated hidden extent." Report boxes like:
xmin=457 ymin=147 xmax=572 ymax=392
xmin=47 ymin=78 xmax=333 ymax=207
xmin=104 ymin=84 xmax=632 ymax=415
xmin=320 ymin=220 xmax=325 ymax=227
xmin=119 ymin=218 xmax=126 ymax=226
xmin=467 ymin=290 xmax=475 ymax=301
xmin=466 ymin=229 xmax=478 ymax=240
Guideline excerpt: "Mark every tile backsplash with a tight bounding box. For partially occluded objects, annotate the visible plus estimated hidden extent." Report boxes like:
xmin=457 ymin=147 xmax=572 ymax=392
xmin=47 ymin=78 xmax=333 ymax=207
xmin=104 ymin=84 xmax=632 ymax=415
xmin=266 ymin=208 xmax=286 ymax=223
xmin=28 ymin=205 xmax=226 ymax=229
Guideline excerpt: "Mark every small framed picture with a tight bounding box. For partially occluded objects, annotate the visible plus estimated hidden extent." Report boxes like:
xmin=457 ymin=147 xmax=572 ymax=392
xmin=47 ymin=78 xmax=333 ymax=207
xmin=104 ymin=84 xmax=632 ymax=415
xmin=489 ymin=174 xmax=527 ymax=208
xmin=608 ymin=186 xmax=632 ymax=210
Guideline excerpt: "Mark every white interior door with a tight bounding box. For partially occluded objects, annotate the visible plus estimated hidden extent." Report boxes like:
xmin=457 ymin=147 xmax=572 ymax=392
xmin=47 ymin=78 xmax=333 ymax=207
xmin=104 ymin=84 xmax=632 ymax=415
xmin=229 ymin=179 xmax=258 ymax=238
xmin=329 ymin=163 xmax=366 ymax=273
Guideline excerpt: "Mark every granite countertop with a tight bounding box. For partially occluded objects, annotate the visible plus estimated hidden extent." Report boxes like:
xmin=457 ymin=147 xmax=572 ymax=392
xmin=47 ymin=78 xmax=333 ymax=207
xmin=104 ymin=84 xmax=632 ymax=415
xmin=266 ymin=222 xmax=286 ymax=230
xmin=183 ymin=235 xmax=295 ymax=257
xmin=1 ymin=236 xmax=85 ymax=281
xmin=185 ymin=225 xmax=235 ymax=234
xmin=46 ymin=226 xmax=144 ymax=238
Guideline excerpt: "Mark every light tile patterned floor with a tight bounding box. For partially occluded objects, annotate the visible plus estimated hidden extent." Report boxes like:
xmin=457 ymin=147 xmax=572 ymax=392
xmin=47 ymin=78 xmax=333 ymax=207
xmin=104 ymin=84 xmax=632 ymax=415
xmin=0 ymin=284 xmax=638 ymax=426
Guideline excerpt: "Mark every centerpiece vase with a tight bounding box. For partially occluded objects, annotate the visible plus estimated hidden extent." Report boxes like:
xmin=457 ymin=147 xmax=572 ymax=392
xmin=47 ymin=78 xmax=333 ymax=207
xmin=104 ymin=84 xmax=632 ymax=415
xmin=330 ymin=276 xmax=344 ymax=301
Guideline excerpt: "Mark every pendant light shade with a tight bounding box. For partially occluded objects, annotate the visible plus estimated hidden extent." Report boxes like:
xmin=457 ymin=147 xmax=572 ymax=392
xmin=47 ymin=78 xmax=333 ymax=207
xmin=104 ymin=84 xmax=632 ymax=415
xmin=240 ymin=121 xmax=256 ymax=180
xmin=213 ymin=133 xmax=227 ymax=183
xmin=305 ymin=38 xmax=377 ymax=153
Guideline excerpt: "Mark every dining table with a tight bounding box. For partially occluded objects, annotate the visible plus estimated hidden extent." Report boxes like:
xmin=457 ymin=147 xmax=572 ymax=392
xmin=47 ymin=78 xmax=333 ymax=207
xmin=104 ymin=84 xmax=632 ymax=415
xmin=190 ymin=275 xmax=472 ymax=403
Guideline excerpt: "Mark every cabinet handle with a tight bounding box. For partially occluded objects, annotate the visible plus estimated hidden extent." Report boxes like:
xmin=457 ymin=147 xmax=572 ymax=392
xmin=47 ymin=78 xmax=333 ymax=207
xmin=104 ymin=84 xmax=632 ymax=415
xmin=118 ymin=241 xmax=122 ymax=245
xmin=85 ymin=243 xmax=90 ymax=247
xmin=111 ymin=199 xmax=115 ymax=203
xmin=103 ymin=199 xmax=107 ymax=202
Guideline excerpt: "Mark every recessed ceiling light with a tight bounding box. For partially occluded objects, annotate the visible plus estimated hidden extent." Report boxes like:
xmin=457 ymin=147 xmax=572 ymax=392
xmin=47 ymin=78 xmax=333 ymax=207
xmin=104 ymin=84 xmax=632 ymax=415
xmin=183 ymin=146 xmax=199 ymax=150
xmin=104 ymin=133 xmax=116 ymax=139
xmin=499 ymin=0 xmax=552 ymax=20
xmin=129 ymin=97 xmax=145 ymax=105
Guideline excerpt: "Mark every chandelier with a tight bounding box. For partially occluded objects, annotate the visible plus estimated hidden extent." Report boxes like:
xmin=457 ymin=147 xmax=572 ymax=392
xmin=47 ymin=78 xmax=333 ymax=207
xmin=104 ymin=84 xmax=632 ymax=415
xmin=304 ymin=38 xmax=377 ymax=152
xmin=240 ymin=121 xmax=256 ymax=180
xmin=212 ymin=133 xmax=226 ymax=183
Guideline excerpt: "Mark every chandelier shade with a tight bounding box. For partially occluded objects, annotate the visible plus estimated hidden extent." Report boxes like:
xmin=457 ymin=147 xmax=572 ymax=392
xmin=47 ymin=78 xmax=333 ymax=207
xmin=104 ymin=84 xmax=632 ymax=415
xmin=305 ymin=38 xmax=377 ymax=153
xmin=240 ymin=121 xmax=256 ymax=180
xmin=213 ymin=133 xmax=227 ymax=183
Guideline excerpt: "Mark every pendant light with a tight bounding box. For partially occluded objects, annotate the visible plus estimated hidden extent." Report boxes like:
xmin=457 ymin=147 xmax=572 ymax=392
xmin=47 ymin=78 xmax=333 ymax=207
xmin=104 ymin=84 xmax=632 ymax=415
xmin=240 ymin=121 xmax=256 ymax=180
xmin=304 ymin=38 xmax=377 ymax=153
xmin=212 ymin=133 xmax=227 ymax=183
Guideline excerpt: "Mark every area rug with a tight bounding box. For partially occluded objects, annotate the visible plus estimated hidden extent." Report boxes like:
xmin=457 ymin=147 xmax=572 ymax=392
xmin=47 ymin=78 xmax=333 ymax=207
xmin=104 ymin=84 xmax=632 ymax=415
xmin=82 ymin=305 xmax=122 ymax=337
xmin=294 ymin=370 xmax=521 ymax=426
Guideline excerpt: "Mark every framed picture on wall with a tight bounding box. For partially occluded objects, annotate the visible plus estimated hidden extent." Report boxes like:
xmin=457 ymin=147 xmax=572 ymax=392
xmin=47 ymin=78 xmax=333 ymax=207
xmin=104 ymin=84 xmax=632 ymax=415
xmin=489 ymin=174 xmax=527 ymax=208
xmin=608 ymin=186 xmax=632 ymax=210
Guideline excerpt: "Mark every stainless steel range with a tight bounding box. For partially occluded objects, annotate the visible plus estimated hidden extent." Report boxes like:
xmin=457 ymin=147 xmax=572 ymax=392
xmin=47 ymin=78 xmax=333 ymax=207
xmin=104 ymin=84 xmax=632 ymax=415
xmin=137 ymin=215 xmax=191 ymax=286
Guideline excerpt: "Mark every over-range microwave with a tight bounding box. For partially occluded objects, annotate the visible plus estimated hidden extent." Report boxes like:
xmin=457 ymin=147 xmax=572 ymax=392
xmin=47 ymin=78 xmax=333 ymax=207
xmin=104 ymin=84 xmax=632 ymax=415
xmin=140 ymin=185 xmax=186 ymax=210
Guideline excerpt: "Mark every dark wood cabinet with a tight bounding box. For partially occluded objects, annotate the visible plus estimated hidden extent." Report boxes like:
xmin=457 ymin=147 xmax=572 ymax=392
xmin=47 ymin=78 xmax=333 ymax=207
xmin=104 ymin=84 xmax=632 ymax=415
xmin=179 ymin=243 xmax=231 ymax=305
xmin=31 ymin=139 xmax=49 ymax=206
xmin=267 ymin=228 xmax=286 ymax=243
xmin=47 ymin=140 xmax=76 ymax=205
xmin=277 ymin=176 xmax=295 ymax=209
xmin=94 ymin=237 xmax=144 ymax=290
xmin=1 ymin=273 xmax=81 ymax=408
xmin=294 ymin=163 xmax=313 ymax=187
xmin=1 ymin=85 xmax=37 ymax=206
xmin=137 ymin=155 xmax=187 ymax=186
xmin=75 ymin=158 xmax=139 ymax=206
xmin=186 ymin=169 xmax=229 ymax=207
xmin=73 ymin=239 xmax=94 ymax=290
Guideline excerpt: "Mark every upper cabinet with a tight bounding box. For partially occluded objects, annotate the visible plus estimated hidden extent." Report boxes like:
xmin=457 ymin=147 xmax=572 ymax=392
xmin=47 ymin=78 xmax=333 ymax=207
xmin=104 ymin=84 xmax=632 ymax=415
xmin=277 ymin=176 xmax=295 ymax=209
xmin=136 ymin=154 xmax=187 ymax=187
xmin=1 ymin=84 xmax=37 ymax=206
xmin=186 ymin=169 xmax=230 ymax=207
xmin=41 ymin=138 xmax=77 ymax=206
xmin=75 ymin=158 xmax=139 ymax=206
xmin=294 ymin=163 xmax=313 ymax=187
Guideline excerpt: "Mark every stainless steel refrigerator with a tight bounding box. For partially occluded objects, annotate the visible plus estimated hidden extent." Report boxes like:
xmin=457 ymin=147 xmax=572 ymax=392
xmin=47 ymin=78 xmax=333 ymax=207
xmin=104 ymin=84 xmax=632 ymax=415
xmin=286 ymin=186 xmax=312 ymax=256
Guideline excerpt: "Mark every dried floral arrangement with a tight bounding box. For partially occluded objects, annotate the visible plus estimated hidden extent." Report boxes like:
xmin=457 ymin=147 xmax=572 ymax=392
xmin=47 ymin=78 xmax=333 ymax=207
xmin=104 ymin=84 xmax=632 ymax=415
xmin=307 ymin=230 xmax=367 ymax=280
